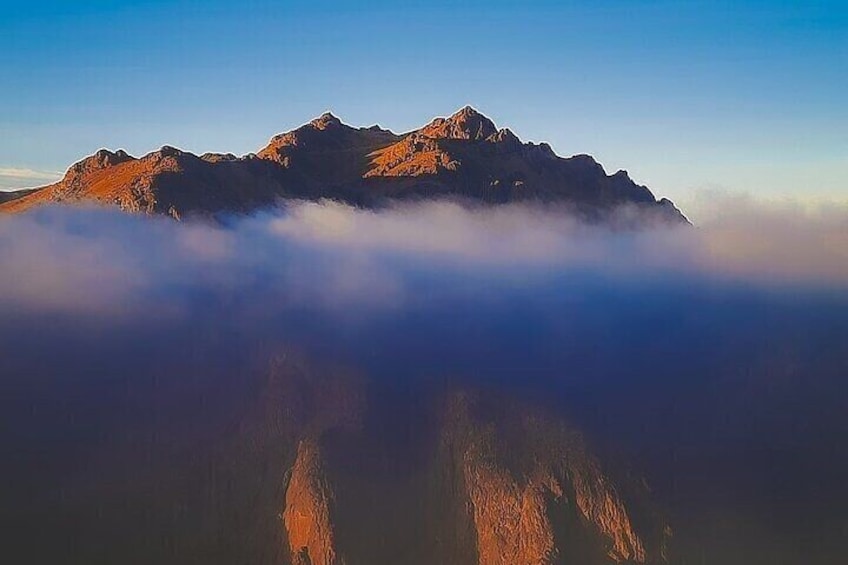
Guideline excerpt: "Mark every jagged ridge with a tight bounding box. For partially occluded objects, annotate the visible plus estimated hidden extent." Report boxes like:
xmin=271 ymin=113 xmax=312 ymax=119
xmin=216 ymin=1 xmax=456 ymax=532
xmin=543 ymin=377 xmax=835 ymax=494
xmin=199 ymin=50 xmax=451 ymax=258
xmin=0 ymin=107 xmax=687 ymax=224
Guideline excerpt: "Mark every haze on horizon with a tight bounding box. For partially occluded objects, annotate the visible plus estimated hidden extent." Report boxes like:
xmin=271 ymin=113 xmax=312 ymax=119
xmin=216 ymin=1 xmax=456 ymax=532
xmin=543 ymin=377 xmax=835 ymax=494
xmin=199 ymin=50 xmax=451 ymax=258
xmin=2 ymin=0 xmax=846 ymax=217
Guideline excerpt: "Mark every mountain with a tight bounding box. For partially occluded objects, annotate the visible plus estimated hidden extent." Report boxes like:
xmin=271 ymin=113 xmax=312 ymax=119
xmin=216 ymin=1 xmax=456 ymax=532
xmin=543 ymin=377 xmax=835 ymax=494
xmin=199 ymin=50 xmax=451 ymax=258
xmin=0 ymin=107 xmax=687 ymax=223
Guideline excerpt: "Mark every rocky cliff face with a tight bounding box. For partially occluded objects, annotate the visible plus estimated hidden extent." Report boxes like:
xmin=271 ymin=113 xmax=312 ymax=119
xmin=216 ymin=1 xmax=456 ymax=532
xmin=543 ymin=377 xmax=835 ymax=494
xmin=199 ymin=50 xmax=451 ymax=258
xmin=283 ymin=440 xmax=340 ymax=565
xmin=440 ymin=391 xmax=650 ymax=565
xmin=257 ymin=356 xmax=672 ymax=565
xmin=0 ymin=107 xmax=687 ymax=224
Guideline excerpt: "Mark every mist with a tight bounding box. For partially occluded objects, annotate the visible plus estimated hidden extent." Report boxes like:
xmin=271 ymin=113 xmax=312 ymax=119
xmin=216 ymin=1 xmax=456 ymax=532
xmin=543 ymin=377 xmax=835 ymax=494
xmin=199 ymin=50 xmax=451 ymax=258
xmin=2 ymin=198 xmax=847 ymax=565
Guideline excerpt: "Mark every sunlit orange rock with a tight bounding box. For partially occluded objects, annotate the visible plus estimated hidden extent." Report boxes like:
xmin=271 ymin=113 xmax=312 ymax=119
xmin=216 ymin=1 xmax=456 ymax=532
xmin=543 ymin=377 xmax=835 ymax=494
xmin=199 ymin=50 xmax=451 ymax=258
xmin=283 ymin=440 xmax=342 ymax=565
xmin=440 ymin=391 xmax=652 ymax=564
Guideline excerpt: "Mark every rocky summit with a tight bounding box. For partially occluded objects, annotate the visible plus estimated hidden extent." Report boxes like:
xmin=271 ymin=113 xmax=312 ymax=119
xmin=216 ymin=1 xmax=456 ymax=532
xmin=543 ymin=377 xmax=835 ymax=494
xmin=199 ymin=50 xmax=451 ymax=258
xmin=0 ymin=106 xmax=686 ymax=224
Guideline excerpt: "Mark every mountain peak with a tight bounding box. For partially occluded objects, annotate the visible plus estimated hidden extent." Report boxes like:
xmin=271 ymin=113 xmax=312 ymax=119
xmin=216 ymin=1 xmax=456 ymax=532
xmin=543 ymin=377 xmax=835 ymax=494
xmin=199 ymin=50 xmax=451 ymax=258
xmin=419 ymin=106 xmax=498 ymax=141
xmin=453 ymin=104 xmax=482 ymax=118
xmin=65 ymin=148 xmax=135 ymax=183
xmin=88 ymin=148 xmax=134 ymax=167
xmin=157 ymin=145 xmax=184 ymax=158
xmin=310 ymin=111 xmax=343 ymax=130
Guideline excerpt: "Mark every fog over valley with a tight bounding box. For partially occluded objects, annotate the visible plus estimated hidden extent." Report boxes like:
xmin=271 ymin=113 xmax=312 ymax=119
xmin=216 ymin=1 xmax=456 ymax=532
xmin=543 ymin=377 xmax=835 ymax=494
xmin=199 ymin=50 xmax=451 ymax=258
xmin=2 ymin=199 xmax=847 ymax=564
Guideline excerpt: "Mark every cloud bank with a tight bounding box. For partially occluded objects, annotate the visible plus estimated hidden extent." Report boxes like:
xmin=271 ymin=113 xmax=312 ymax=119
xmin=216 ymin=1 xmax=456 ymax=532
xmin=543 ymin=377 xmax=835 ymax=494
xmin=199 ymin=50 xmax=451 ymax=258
xmin=0 ymin=197 xmax=846 ymax=319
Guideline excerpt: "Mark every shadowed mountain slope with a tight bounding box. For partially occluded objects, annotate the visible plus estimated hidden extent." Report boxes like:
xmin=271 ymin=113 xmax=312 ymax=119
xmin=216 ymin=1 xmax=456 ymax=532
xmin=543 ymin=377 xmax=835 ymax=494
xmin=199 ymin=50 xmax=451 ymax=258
xmin=0 ymin=188 xmax=36 ymax=204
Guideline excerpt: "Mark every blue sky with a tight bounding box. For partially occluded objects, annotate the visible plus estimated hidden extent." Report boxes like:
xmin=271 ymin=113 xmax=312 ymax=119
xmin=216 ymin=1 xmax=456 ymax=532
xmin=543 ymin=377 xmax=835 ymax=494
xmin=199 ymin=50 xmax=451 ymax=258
xmin=2 ymin=0 xmax=846 ymax=212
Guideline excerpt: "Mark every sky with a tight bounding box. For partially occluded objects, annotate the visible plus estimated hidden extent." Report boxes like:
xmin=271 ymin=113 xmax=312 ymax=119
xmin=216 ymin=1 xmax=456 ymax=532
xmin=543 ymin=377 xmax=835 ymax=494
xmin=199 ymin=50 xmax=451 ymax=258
xmin=1 ymin=0 xmax=846 ymax=214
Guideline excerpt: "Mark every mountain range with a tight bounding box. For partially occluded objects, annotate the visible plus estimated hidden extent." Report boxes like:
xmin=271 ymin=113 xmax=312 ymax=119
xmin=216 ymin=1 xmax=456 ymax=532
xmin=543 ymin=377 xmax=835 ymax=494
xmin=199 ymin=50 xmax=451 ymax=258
xmin=0 ymin=106 xmax=686 ymax=223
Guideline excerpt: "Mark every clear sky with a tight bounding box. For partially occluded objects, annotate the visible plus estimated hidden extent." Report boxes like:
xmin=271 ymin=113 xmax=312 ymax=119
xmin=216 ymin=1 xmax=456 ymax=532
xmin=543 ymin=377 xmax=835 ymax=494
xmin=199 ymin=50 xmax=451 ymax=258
xmin=2 ymin=0 xmax=846 ymax=212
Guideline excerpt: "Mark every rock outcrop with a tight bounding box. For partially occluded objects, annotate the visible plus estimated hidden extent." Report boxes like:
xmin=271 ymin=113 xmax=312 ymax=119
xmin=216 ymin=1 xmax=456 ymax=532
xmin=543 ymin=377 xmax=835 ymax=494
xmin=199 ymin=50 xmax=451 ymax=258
xmin=0 ymin=106 xmax=688 ymax=224
xmin=438 ymin=391 xmax=656 ymax=565
xmin=418 ymin=105 xmax=499 ymax=140
xmin=283 ymin=440 xmax=341 ymax=565
xmin=255 ymin=356 xmax=673 ymax=565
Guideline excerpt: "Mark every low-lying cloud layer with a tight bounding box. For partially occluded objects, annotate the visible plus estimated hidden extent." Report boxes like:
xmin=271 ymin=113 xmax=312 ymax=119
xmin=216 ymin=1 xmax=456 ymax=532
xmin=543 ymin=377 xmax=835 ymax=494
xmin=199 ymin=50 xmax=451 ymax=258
xmin=1 ymin=197 xmax=846 ymax=318
xmin=1 ymin=197 xmax=847 ymax=565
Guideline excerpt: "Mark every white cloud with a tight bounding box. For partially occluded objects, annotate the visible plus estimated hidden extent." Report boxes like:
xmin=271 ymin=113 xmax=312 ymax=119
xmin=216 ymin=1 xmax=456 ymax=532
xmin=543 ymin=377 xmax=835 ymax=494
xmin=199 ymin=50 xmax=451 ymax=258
xmin=1 ymin=196 xmax=846 ymax=319
xmin=0 ymin=167 xmax=62 ymax=191
xmin=268 ymin=198 xmax=848 ymax=288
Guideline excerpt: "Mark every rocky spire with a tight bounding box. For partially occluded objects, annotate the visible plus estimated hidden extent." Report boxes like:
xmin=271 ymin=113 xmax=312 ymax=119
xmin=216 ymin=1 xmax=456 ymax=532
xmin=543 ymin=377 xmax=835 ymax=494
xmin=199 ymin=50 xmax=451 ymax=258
xmin=419 ymin=105 xmax=498 ymax=141
xmin=310 ymin=111 xmax=343 ymax=131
